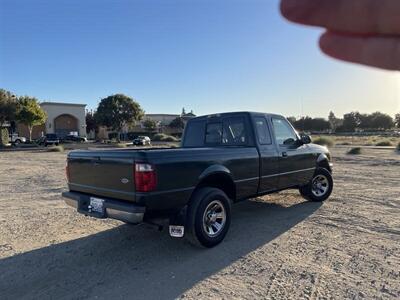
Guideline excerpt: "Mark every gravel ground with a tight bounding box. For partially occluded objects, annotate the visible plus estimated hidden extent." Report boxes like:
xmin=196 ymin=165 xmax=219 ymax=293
xmin=0 ymin=148 xmax=399 ymax=299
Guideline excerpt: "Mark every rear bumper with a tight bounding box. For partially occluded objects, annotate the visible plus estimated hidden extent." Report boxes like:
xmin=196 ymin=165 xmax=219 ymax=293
xmin=62 ymin=191 xmax=146 ymax=224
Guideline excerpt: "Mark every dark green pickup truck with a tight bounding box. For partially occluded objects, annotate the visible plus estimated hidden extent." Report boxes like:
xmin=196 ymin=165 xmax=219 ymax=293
xmin=62 ymin=112 xmax=333 ymax=247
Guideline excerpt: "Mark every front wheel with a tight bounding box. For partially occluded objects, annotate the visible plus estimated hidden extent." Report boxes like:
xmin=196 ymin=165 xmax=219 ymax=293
xmin=185 ymin=187 xmax=231 ymax=248
xmin=299 ymin=167 xmax=333 ymax=202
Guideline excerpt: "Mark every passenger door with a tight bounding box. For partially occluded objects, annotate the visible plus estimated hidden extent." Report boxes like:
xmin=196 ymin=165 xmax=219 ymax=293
xmin=271 ymin=117 xmax=315 ymax=188
xmin=220 ymin=116 xmax=259 ymax=199
xmin=253 ymin=116 xmax=280 ymax=193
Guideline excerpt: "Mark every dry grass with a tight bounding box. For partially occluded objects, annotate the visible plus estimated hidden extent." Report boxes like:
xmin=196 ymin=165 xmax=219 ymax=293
xmin=46 ymin=145 xmax=64 ymax=152
xmin=152 ymin=134 xmax=179 ymax=142
xmin=375 ymin=140 xmax=393 ymax=146
xmin=347 ymin=147 xmax=362 ymax=155
xmin=314 ymin=135 xmax=400 ymax=146
xmin=115 ymin=143 xmax=128 ymax=148
xmin=312 ymin=136 xmax=334 ymax=147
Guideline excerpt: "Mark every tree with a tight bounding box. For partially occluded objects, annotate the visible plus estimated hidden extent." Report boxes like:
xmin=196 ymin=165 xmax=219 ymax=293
xmin=395 ymin=113 xmax=400 ymax=128
xmin=143 ymin=119 xmax=157 ymax=132
xmin=287 ymin=116 xmax=297 ymax=125
xmin=341 ymin=112 xmax=361 ymax=132
xmin=358 ymin=113 xmax=373 ymax=130
xmin=85 ymin=110 xmax=97 ymax=134
xmin=0 ymin=89 xmax=17 ymax=128
xmin=311 ymin=118 xmax=331 ymax=131
xmin=94 ymin=94 xmax=144 ymax=140
xmin=16 ymin=96 xmax=47 ymax=141
xmin=291 ymin=116 xmax=330 ymax=132
xmin=0 ymin=128 xmax=8 ymax=146
xmin=328 ymin=111 xmax=342 ymax=132
xmin=169 ymin=117 xmax=185 ymax=129
xmin=369 ymin=112 xmax=394 ymax=130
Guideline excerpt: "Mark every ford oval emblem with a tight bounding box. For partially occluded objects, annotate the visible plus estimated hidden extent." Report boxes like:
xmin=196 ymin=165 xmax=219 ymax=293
xmin=121 ymin=178 xmax=129 ymax=184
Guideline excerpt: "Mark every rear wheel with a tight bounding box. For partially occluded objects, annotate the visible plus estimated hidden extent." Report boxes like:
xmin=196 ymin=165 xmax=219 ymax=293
xmin=186 ymin=187 xmax=231 ymax=248
xmin=299 ymin=167 xmax=333 ymax=202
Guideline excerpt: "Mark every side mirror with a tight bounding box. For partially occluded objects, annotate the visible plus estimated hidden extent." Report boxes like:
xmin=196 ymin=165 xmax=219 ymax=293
xmin=300 ymin=134 xmax=312 ymax=145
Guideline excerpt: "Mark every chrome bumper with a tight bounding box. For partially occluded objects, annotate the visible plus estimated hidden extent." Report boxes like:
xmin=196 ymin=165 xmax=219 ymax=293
xmin=62 ymin=191 xmax=145 ymax=224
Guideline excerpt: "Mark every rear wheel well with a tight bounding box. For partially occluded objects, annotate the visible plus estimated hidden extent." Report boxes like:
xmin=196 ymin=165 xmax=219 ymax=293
xmin=318 ymin=159 xmax=331 ymax=173
xmin=195 ymin=173 xmax=236 ymax=201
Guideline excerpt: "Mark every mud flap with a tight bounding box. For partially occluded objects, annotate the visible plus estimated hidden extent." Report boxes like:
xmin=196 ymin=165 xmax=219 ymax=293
xmin=169 ymin=206 xmax=187 ymax=238
xmin=169 ymin=226 xmax=185 ymax=238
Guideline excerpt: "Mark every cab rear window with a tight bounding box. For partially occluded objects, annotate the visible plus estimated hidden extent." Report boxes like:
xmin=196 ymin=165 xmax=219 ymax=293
xmin=222 ymin=117 xmax=248 ymax=145
xmin=205 ymin=123 xmax=222 ymax=144
xmin=204 ymin=117 xmax=248 ymax=146
xmin=184 ymin=116 xmax=251 ymax=147
xmin=182 ymin=120 xmax=206 ymax=147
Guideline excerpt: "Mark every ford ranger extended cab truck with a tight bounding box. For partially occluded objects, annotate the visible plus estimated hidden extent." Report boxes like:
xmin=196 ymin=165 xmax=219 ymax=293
xmin=62 ymin=112 xmax=333 ymax=248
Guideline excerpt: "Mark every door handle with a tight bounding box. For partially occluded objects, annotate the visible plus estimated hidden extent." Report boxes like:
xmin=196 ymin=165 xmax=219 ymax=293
xmin=282 ymin=152 xmax=288 ymax=158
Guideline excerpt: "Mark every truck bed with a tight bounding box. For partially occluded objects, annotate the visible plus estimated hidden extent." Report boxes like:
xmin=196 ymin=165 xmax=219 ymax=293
xmin=67 ymin=146 xmax=260 ymax=209
xmin=67 ymin=147 xmax=177 ymax=201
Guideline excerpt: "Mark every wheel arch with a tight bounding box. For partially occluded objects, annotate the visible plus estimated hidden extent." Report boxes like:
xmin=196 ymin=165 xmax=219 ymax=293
xmin=317 ymin=154 xmax=332 ymax=173
xmin=195 ymin=165 xmax=236 ymax=201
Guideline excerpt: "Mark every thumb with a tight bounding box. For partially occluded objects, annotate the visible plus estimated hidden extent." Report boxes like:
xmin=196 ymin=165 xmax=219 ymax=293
xmin=319 ymin=31 xmax=400 ymax=71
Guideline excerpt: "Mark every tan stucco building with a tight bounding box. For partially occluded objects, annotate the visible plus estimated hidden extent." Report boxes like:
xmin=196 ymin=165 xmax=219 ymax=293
xmin=17 ymin=102 xmax=87 ymax=139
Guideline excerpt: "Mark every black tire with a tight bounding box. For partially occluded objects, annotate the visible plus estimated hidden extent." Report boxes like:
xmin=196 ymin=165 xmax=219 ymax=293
xmin=299 ymin=167 xmax=333 ymax=202
xmin=185 ymin=187 xmax=231 ymax=248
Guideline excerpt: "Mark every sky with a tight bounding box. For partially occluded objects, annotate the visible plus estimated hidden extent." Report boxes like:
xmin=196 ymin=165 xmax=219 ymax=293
xmin=1 ymin=0 xmax=399 ymax=118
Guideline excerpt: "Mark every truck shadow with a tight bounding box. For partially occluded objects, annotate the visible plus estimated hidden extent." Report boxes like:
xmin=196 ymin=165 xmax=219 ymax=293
xmin=0 ymin=198 xmax=322 ymax=300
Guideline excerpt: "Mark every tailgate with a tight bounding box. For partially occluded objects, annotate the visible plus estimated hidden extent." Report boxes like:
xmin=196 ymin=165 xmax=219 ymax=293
xmin=67 ymin=150 xmax=136 ymax=202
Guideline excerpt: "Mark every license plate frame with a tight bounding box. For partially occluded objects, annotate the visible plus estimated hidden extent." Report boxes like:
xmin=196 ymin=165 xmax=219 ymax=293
xmin=89 ymin=197 xmax=105 ymax=214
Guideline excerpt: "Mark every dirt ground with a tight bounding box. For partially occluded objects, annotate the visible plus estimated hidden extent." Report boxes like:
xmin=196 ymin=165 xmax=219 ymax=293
xmin=0 ymin=147 xmax=399 ymax=299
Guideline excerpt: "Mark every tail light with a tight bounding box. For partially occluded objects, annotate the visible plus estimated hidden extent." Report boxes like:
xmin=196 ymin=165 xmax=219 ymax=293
xmin=135 ymin=163 xmax=157 ymax=192
xmin=65 ymin=160 xmax=70 ymax=182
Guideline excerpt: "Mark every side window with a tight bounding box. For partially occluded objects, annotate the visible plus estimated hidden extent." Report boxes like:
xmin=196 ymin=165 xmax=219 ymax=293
xmin=254 ymin=117 xmax=271 ymax=145
xmin=222 ymin=117 xmax=248 ymax=145
xmin=272 ymin=118 xmax=298 ymax=146
xmin=183 ymin=120 xmax=206 ymax=147
xmin=205 ymin=123 xmax=222 ymax=144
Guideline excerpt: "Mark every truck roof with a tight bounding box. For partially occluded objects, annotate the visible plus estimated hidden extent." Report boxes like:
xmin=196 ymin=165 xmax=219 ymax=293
xmin=189 ymin=111 xmax=284 ymax=121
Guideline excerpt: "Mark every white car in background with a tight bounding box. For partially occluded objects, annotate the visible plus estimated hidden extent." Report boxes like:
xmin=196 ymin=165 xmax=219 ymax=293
xmin=133 ymin=136 xmax=151 ymax=146
xmin=9 ymin=133 xmax=27 ymax=145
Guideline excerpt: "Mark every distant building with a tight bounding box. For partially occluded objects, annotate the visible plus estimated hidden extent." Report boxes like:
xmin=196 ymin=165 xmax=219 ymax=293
xmin=97 ymin=109 xmax=196 ymax=140
xmin=143 ymin=109 xmax=196 ymax=127
xmin=141 ymin=109 xmax=196 ymax=133
xmin=144 ymin=114 xmax=180 ymax=127
xmin=181 ymin=110 xmax=196 ymax=121
xmin=16 ymin=102 xmax=87 ymax=139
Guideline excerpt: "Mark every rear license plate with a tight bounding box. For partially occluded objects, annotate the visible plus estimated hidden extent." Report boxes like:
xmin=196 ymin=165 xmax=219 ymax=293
xmin=89 ymin=197 xmax=104 ymax=213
